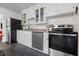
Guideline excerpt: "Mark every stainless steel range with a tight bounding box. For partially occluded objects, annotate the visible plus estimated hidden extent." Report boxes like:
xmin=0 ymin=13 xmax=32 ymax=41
xmin=48 ymin=24 xmax=78 ymax=56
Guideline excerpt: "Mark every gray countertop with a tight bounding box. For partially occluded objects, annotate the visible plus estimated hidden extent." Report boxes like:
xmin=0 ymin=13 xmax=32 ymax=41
xmin=17 ymin=29 xmax=48 ymax=33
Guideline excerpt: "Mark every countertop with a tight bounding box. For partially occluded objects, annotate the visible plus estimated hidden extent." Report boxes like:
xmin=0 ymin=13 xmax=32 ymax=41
xmin=17 ymin=29 xmax=48 ymax=33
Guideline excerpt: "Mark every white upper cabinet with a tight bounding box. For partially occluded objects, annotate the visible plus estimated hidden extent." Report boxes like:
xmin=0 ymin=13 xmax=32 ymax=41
xmin=45 ymin=4 xmax=57 ymax=16
xmin=26 ymin=6 xmax=35 ymax=18
xmin=34 ymin=4 xmax=47 ymax=24
xmin=26 ymin=7 xmax=36 ymax=25
xmin=43 ymin=3 xmax=75 ymax=16
xmin=57 ymin=3 xmax=75 ymax=14
xmin=21 ymin=3 xmax=77 ymax=25
xmin=21 ymin=9 xmax=28 ymax=25
xmin=21 ymin=7 xmax=35 ymax=25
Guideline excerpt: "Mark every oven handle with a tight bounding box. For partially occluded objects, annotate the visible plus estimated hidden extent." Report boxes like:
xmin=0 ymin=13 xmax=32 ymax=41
xmin=49 ymin=33 xmax=77 ymax=36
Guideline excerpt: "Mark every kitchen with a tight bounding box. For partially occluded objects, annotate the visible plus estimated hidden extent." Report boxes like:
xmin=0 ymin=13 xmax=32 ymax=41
xmin=0 ymin=3 xmax=79 ymax=56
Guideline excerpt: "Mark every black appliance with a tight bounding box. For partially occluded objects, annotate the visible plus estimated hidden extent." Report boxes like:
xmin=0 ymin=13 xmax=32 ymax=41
xmin=6 ymin=18 xmax=22 ymax=43
xmin=49 ymin=25 xmax=78 ymax=56
xmin=32 ymin=32 xmax=43 ymax=51
xmin=11 ymin=18 xmax=22 ymax=43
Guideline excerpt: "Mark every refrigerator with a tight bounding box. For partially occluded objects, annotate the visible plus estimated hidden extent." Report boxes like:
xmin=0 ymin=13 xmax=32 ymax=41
xmin=6 ymin=18 xmax=22 ymax=44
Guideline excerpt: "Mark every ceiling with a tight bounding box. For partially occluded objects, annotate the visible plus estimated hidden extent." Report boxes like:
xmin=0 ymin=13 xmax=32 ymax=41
xmin=0 ymin=3 xmax=36 ymax=13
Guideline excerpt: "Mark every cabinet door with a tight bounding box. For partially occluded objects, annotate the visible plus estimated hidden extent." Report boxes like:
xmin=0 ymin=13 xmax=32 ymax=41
xmin=17 ymin=31 xmax=32 ymax=47
xmin=27 ymin=7 xmax=35 ymax=18
xmin=43 ymin=33 xmax=49 ymax=54
xmin=45 ymin=4 xmax=57 ymax=16
xmin=26 ymin=7 xmax=35 ymax=25
xmin=17 ymin=31 xmax=24 ymax=44
xmin=57 ymin=3 xmax=75 ymax=15
xmin=34 ymin=4 xmax=47 ymax=24
xmin=23 ymin=31 xmax=32 ymax=47
xmin=21 ymin=9 xmax=28 ymax=25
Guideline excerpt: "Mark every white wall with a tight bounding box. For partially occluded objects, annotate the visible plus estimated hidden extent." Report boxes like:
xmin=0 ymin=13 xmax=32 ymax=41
xmin=0 ymin=17 xmax=6 ymax=42
xmin=0 ymin=7 xmax=20 ymax=19
xmin=0 ymin=6 xmax=20 ymax=42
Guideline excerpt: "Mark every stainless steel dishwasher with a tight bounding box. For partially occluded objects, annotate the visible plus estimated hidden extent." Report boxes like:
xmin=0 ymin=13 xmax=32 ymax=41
xmin=32 ymin=32 xmax=43 ymax=51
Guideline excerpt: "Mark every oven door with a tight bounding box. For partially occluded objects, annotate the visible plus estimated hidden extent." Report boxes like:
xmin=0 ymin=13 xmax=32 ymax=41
xmin=49 ymin=33 xmax=78 ymax=56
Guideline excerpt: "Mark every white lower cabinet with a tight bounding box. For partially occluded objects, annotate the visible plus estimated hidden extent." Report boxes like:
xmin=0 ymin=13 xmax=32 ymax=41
xmin=17 ymin=30 xmax=49 ymax=54
xmin=17 ymin=30 xmax=32 ymax=47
